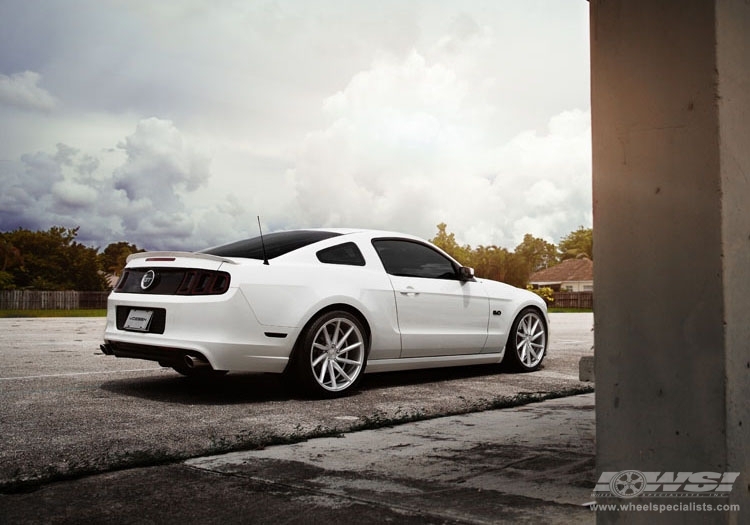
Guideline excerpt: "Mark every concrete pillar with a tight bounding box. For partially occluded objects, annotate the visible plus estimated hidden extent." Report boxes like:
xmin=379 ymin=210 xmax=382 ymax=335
xmin=591 ymin=0 xmax=749 ymax=522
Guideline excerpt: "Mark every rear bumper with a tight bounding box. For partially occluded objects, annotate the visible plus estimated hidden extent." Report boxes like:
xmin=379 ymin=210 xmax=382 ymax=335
xmin=102 ymin=287 xmax=298 ymax=373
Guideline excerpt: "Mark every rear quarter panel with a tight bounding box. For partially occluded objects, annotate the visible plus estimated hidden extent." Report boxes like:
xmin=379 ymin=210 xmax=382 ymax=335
xmin=232 ymin=262 xmax=403 ymax=360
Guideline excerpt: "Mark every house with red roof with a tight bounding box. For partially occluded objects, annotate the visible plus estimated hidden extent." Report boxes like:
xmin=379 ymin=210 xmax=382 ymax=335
xmin=528 ymin=257 xmax=593 ymax=292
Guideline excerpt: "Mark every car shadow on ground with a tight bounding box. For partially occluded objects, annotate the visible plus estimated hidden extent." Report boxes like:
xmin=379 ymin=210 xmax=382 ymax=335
xmin=99 ymin=372 xmax=293 ymax=405
xmin=361 ymin=363 xmax=520 ymax=391
xmin=98 ymin=363 xmax=530 ymax=406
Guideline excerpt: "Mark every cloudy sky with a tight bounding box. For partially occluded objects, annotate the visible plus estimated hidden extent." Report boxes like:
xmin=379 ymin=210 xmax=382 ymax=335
xmin=0 ymin=0 xmax=591 ymax=252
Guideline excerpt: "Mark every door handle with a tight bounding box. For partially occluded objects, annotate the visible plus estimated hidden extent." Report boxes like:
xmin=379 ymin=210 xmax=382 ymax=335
xmin=400 ymin=286 xmax=419 ymax=297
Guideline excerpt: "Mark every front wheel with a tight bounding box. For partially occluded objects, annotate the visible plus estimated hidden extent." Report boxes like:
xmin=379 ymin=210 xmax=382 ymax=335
xmin=503 ymin=308 xmax=547 ymax=372
xmin=293 ymin=310 xmax=368 ymax=397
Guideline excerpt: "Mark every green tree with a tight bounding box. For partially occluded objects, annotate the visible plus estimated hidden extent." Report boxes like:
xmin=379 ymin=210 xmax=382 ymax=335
xmin=1 ymin=238 xmax=23 ymax=272
xmin=558 ymin=226 xmax=593 ymax=260
xmin=429 ymin=224 xmax=530 ymax=288
xmin=99 ymin=241 xmax=144 ymax=276
xmin=0 ymin=271 xmax=14 ymax=290
xmin=468 ymin=244 xmax=528 ymax=288
xmin=471 ymin=244 xmax=510 ymax=282
xmin=514 ymin=234 xmax=559 ymax=273
xmin=0 ymin=226 xmax=107 ymax=291
xmin=0 ymin=238 xmax=23 ymax=289
xmin=431 ymin=223 xmax=472 ymax=264
xmin=502 ymin=252 xmax=533 ymax=288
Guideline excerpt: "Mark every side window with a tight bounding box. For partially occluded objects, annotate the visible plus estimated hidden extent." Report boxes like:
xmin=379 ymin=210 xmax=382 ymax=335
xmin=316 ymin=242 xmax=366 ymax=266
xmin=372 ymin=239 xmax=458 ymax=280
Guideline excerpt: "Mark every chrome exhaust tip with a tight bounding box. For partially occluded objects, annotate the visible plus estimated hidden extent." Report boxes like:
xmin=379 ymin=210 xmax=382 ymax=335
xmin=184 ymin=354 xmax=210 ymax=369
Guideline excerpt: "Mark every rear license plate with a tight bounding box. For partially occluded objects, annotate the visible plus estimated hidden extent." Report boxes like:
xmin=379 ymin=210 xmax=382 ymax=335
xmin=124 ymin=309 xmax=154 ymax=332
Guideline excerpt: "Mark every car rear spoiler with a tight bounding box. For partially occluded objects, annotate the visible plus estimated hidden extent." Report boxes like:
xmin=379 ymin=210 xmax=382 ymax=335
xmin=126 ymin=251 xmax=239 ymax=265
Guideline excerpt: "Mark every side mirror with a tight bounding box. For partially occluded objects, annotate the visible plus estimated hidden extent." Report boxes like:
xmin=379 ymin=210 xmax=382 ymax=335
xmin=458 ymin=266 xmax=475 ymax=281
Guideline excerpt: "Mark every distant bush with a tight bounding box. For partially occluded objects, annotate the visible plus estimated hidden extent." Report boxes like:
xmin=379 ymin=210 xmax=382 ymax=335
xmin=527 ymin=285 xmax=555 ymax=305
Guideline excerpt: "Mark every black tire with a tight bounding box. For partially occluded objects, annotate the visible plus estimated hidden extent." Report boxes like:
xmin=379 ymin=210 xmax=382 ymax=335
xmin=293 ymin=310 xmax=368 ymax=397
xmin=502 ymin=307 xmax=548 ymax=372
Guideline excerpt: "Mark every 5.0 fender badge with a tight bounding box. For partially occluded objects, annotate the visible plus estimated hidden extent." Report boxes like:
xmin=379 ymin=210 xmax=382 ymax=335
xmin=140 ymin=270 xmax=156 ymax=290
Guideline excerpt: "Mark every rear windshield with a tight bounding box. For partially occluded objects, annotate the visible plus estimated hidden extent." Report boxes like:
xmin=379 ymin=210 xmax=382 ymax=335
xmin=201 ymin=230 xmax=341 ymax=260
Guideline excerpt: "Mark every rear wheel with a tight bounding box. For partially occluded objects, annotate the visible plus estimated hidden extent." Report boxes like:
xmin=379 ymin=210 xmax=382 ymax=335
xmin=503 ymin=308 xmax=547 ymax=372
xmin=294 ymin=310 xmax=368 ymax=397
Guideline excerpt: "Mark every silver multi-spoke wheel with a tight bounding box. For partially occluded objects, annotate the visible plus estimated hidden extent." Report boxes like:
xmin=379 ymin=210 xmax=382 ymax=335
xmin=296 ymin=311 xmax=368 ymax=396
xmin=310 ymin=317 xmax=365 ymax=392
xmin=504 ymin=308 xmax=547 ymax=371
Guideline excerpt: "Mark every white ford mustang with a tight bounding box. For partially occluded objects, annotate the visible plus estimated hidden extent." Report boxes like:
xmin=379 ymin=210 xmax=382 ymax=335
xmin=101 ymin=229 xmax=548 ymax=396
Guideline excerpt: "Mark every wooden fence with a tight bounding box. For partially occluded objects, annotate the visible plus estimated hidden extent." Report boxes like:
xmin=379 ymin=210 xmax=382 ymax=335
xmin=551 ymin=291 xmax=593 ymax=309
xmin=0 ymin=291 xmax=110 ymax=310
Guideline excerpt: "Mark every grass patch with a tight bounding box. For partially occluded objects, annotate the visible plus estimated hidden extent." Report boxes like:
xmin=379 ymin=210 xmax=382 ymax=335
xmin=0 ymin=309 xmax=106 ymax=318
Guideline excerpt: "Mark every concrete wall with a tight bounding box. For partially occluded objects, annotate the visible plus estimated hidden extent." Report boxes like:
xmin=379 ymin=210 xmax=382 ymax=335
xmin=717 ymin=1 xmax=750 ymax=502
xmin=591 ymin=0 xmax=749 ymax=522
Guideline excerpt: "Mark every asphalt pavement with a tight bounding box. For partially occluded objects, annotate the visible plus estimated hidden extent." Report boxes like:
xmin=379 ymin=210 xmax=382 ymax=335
xmin=0 ymin=393 xmax=596 ymax=524
xmin=0 ymin=314 xmax=596 ymax=523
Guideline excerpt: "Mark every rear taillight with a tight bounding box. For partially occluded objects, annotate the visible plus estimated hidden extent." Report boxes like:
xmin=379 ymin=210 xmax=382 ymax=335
xmin=176 ymin=270 xmax=231 ymax=295
xmin=113 ymin=268 xmax=230 ymax=295
xmin=114 ymin=272 xmax=130 ymax=291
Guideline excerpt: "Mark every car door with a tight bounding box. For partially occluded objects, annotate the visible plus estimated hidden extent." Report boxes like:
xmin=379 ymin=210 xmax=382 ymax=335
xmin=372 ymin=239 xmax=489 ymax=358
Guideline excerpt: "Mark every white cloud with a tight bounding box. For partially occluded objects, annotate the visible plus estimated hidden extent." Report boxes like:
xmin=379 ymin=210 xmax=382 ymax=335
xmin=0 ymin=71 xmax=57 ymax=112
xmin=0 ymin=1 xmax=591 ymax=252
xmin=0 ymin=119 xmax=219 ymax=250
xmin=113 ymin=118 xmax=211 ymax=203
xmin=52 ymin=180 xmax=97 ymax=208
xmin=288 ymin=50 xmax=591 ymax=248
